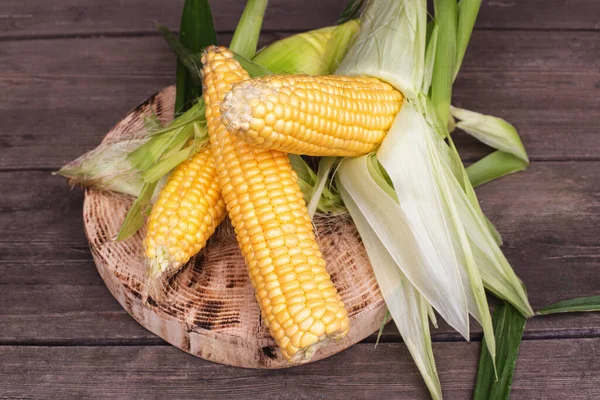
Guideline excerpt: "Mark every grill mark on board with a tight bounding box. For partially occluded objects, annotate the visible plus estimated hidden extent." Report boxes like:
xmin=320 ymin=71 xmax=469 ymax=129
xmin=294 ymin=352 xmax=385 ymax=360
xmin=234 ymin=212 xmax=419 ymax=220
xmin=181 ymin=333 xmax=191 ymax=352
xmin=261 ymin=346 xmax=277 ymax=360
xmin=154 ymin=94 xmax=164 ymax=118
xmin=146 ymin=295 xmax=158 ymax=308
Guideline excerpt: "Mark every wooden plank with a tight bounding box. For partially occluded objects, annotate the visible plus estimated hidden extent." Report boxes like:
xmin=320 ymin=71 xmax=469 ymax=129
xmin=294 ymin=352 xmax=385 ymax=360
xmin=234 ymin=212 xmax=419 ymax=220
xmin=0 ymin=339 xmax=599 ymax=399
xmin=0 ymin=0 xmax=598 ymax=39
xmin=1 ymin=161 xmax=599 ymax=343
xmin=1 ymin=31 xmax=598 ymax=170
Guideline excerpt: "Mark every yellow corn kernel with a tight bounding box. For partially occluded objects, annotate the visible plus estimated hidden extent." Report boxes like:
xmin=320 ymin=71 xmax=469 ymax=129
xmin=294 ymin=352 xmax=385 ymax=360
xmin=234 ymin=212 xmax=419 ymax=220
xmin=201 ymin=46 xmax=349 ymax=362
xmin=144 ymin=147 xmax=226 ymax=278
xmin=220 ymin=74 xmax=403 ymax=156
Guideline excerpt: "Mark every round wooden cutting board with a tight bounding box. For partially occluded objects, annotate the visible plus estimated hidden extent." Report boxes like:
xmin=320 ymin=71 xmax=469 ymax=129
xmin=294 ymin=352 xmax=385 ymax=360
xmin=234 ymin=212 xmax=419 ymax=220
xmin=84 ymin=85 xmax=386 ymax=368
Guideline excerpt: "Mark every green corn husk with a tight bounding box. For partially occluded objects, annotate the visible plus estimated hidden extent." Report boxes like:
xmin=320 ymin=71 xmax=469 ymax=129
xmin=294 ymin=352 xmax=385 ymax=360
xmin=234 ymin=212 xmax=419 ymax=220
xmin=332 ymin=0 xmax=532 ymax=397
xmin=289 ymin=155 xmax=345 ymax=214
xmin=174 ymin=0 xmax=217 ymax=115
xmin=229 ymin=0 xmax=268 ymax=59
xmin=455 ymin=0 xmax=482 ymax=79
xmin=55 ymin=139 xmax=147 ymax=197
xmin=253 ymin=20 xmax=359 ymax=76
xmin=538 ymin=296 xmax=600 ymax=315
xmin=338 ymin=178 xmax=442 ymax=400
xmin=430 ymin=0 xmax=457 ymax=125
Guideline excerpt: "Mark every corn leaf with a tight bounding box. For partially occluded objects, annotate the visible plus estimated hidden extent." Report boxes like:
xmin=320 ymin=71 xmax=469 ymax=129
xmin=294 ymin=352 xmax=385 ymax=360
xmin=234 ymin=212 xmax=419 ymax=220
xmin=149 ymin=102 xmax=205 ymax=136
xmin=234 ymin=52 xmax=273 ymax=77
xmin=307 ymin=157 xmax=337 ymax=217
xmin=422 ymin=135 xmax=497 ymax=367
xmin=455 ymin=0 xmax=482 ymax=79
xmin=115 ymin=180 xmax=159 ymax=241
xmin=538 ymin=295 xmax=600 ymax=315
xmin=229 ymin=0 xmax=268 ymax=58
xmin=288 ymin=154 xmax=316 ymax=183
xmin=374 ymin=310 xmax=390 ymax=348
xmin=467 ymin=151 xmax=529 ymax=188
xmin=451 ymin=106 xmax=529 ymax=163
xmin=174 ymin=0 xmax=217 ymax=115
xmin=338 ymin=183 xmax=442 ymax=400
xmin=127 ymin=121 xmax=195 ymax=172
xmin=158 ymin=23 xmax=273 ymax=82
xmin=431 ymin=0 xmax=458 ymax=124
xmin=289 ymin=155 xmax=344 ymax=214
xmin=422 ymin=24 xmax=439 ymax=93
xmin=336 ymin=0 xmax=427 ymax=97
xmin=142 ymin=144 xmax=195 ymax=184
xmin=157 ymin=23 xmax=204 ymax=84
xmin=127 ymin=103 xmax=203 ymax=171
xmin=288 ymin=154 xmax=322 ymax=207
xmin=474 ymin=302 xmax=526 ymax=400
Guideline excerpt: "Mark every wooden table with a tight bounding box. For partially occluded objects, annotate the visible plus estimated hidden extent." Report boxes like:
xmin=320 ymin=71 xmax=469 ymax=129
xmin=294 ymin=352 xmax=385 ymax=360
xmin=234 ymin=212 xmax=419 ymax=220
xmin=1 ymin=1 xmax=599 ymax=398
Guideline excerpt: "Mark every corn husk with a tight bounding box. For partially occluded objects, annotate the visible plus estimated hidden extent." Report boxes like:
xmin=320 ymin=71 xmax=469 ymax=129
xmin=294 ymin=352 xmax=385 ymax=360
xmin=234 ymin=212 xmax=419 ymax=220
xmin=337 ymin=0 xmax=426 ymax=97
xmin=55 ymin=139 xmax=147 ymax=198
xmin=333 ymin=0 xmax=533 ymax=395
xmin=339 ymin=181 xmax=442 ymax=400
xmin=253 ymin=20 xmax=359 ymax=76
xmin=229 ymin=0 xmax=268 ymax=59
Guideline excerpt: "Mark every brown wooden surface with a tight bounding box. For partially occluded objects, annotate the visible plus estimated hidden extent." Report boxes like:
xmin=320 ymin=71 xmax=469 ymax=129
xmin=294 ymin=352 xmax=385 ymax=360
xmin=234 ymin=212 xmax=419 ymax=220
xmin=0 ymin=0 xmax=598 ymax=38
xmin=1 ymin=340 xmax=599 ymax=399
xmin=1 ymin=0 xmax=599 ymax=398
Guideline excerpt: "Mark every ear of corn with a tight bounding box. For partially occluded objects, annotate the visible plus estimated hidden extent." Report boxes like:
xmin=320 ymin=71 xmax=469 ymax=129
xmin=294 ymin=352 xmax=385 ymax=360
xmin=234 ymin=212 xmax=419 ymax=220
xmin=220 ymin=75 xmax=403 ymax=156
xmin=144 ymin=147 xmax=226 ymax=279
xmin=201 ymin=46 xmax=349 ymax=362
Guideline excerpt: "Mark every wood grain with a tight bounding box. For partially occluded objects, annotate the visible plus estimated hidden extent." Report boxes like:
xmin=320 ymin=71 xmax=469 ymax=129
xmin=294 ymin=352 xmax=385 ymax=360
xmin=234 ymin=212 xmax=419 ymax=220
xmin=0 ymin=339 xmax=598 ymax=399
xmin=2 ymin=159 xmax=599 ymax=344
xmin=1 ymin=31 xmax=598 ymax=169
xmin=0 ymin=0 xmax=598 ymax=39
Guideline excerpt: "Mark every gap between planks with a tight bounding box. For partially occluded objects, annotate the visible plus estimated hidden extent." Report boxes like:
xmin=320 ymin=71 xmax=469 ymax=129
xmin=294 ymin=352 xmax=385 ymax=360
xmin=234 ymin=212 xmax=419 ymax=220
xmin=2 ymin=328 xmax=600 ymax=348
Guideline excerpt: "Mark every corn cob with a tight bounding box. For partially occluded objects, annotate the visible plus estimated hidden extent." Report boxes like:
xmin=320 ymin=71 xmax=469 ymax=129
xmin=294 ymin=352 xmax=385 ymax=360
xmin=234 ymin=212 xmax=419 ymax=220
xmin=144 ymin=147 xmax=226 ymax=279
xmin=220 ymin=75 xmax=403 ymax=156
xmin=201 ymin=46 xmax=349 ymax=361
